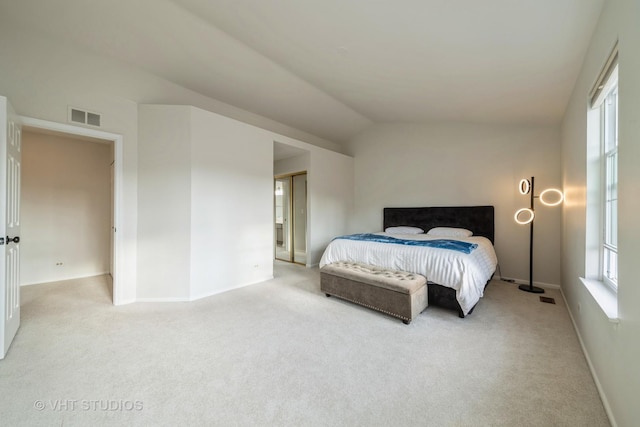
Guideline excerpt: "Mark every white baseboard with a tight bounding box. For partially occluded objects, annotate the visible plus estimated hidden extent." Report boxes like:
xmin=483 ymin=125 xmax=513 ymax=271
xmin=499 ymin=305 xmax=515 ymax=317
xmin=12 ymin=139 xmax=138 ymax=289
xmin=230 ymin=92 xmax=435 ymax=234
xmin=559 ymin=288 xmax=618 ymax=427
xmin=189 ymin=275 xmax=275 ymax=301
xmin=137 ymin=275 xmax=275 ymax=303
xmin=135 ymin=297 xmax=191 ymax=303
xmin=20 ymin=272 xmax=110 ymax=287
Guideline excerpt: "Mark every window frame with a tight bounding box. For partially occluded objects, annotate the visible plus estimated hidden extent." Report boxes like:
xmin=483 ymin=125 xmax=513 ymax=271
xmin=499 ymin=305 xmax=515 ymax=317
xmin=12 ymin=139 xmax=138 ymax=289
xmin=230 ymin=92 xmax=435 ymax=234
xmin=597 ymin=68 xmax=618 ymax=291
xmin=582 ymin=42 xmax=619 ymax=321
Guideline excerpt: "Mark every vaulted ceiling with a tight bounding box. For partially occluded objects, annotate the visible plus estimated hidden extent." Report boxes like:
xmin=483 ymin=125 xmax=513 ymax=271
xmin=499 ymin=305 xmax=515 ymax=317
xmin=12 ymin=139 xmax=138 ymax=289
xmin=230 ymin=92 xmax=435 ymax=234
xmin=2 ymin=0 xmax=604 ymax=144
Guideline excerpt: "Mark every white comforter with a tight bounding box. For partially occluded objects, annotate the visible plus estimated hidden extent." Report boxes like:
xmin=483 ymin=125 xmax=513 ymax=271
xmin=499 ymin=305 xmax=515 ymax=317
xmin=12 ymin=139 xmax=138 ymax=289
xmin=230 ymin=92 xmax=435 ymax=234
xmin=319 ymin=233 xmax=498 ymax=315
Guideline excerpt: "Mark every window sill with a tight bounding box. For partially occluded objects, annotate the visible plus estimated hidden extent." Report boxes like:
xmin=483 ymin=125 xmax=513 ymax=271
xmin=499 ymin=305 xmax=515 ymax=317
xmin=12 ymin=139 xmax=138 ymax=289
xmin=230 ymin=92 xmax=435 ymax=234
xmin=579 ymin=277 xmax=619 ymax=323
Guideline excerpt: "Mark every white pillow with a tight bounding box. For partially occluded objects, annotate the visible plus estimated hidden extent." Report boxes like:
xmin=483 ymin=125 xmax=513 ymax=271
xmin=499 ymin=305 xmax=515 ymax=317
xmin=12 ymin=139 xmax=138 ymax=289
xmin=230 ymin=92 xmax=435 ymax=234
xmin=385 ymin=226 xmax=424 ymax=235
xmin=427 ymin=227 xmax=473 ymax=238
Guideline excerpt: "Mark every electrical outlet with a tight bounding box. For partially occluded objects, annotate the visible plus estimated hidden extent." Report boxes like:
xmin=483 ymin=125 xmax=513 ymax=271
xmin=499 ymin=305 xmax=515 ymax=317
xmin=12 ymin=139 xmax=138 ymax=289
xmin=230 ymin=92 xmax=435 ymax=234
xmin=55 ymin=262 xmax=63 ymax=266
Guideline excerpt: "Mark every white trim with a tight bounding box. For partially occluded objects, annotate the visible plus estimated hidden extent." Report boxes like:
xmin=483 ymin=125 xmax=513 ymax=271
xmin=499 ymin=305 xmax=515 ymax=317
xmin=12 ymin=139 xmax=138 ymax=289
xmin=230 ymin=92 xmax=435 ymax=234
xmin=589 ymin=43 xmax=618 ymax=108
xmin=560 ymin=287 xmax=619 ymax=427
xmin=138 ymin=275 xmax=276 ymax=303
xmin=599 ymin=80 xmax=618 ymax=290
xmin=20 ymin=272 xmax=110 ymax=287
xmin=19 ymin=116 xmax=127 ymax=306
xmin=579 ymin=277 xmax=619 ymax=322
xmin=189 ymin=275 xmax=274 ymax=301
xmin=22 ymin=116 xmax=120 ymax=141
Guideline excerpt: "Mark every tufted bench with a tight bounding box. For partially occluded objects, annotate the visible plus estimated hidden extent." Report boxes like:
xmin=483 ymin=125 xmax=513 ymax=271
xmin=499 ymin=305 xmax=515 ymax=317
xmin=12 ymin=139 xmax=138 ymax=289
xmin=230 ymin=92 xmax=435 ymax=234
xmin=320 ymin=262 xmax=428 ymax=324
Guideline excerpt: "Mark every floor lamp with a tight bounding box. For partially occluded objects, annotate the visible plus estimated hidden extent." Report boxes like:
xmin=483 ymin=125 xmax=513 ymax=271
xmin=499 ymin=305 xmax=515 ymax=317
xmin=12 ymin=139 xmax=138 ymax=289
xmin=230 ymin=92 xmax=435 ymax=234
xmin=514 ymin=177 xmax=564 ymax=293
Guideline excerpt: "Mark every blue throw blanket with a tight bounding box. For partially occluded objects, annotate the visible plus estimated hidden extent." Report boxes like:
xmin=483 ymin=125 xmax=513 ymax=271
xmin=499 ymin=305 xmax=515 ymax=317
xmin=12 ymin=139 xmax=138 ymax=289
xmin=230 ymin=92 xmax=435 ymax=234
xmin=334 ymin=233 xmax=478 ymax=254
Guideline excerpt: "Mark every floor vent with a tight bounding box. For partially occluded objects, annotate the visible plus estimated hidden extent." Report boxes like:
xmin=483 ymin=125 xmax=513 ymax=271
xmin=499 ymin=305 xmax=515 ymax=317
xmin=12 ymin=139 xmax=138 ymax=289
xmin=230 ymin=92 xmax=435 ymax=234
xmin=68 ymin=107 xmax=101 ymax=127
xmin=540 ymin=296 xmax=556 ymax=304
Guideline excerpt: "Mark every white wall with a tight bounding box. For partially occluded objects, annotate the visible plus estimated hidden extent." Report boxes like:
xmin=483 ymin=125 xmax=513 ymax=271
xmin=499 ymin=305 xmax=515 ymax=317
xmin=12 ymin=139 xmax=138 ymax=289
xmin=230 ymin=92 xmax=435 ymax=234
xmin=137 ymin=106 xmax=192 ymax=300
xmin=292 ymin=173 xmax=307 ymax=253
xmin=561 ymin=0 xmax=640 ymax=425
xmin=0 ymin=22 xmax=139 ymax=302
xmin=274 ymin=143 xmax=354 ymax=266
xmin=136 ymin=105 xmax=352 ymax=300
xmin=274 ymin=150 xmax=354 ymax=266
xmin=137 ymin=105 xmax=275 ymax=301
xmin=21 ymin=131 xmax=112 ymax=285
xmin=0 ymin=19 xmax=349 ymax=303
xmin=189 ymin=107 xmax=274 ymax=299
xmin=274 ymin=153 xmax=310 ymax=176
xmin=308 ymin=148 xmax=354 ymax=266
xmin=347 ymin=123 xmax=562 ymax=286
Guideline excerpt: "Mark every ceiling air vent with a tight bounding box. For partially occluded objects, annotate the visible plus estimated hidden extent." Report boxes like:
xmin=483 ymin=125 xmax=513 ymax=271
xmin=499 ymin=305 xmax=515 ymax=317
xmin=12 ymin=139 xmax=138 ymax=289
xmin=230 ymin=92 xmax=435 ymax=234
xmin=68 ymin=107 xmax=101 ymax=127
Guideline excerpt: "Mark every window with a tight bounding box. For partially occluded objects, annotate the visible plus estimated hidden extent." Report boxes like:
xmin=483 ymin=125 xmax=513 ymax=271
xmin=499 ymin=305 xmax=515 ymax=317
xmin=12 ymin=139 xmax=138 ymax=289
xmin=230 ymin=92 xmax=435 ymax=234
xmin=581 ymin=44 xmax=619 ymax=320
xmin=601 ymin=81 xmax=618 ymax=289
xmin=587 ymin=41 xmax=618 ymax=292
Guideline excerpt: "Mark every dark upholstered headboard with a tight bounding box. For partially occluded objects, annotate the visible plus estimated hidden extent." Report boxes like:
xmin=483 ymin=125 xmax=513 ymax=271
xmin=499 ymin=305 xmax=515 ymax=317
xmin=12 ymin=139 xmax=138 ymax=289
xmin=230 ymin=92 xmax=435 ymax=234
xmin=383 ymin=206 xmax=495 ymax=244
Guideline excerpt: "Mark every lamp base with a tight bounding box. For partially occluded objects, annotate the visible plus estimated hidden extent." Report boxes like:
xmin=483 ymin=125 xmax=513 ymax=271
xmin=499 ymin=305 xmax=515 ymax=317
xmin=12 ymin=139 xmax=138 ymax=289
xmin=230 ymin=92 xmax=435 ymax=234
xmin=518 ymin=284 xmax=545 ymax=294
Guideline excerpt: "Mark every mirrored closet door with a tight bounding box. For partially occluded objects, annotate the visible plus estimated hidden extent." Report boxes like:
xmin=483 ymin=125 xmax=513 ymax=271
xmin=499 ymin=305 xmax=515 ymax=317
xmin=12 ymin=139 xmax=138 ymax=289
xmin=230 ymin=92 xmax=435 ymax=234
xmin=274 ymin=172 xmax=307 ymax=264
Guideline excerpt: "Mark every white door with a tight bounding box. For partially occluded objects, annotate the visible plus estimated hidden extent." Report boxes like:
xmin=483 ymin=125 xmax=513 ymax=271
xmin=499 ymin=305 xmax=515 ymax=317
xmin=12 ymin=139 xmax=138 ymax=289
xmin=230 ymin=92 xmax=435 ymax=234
xmin=0 ymin=96 xmax=21 ymax=359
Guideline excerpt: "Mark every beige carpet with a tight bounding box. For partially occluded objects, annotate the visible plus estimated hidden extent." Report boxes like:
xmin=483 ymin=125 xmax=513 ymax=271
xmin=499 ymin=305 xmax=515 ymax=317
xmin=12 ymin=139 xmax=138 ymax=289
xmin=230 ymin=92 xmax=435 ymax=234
xmin=0 ymin=262 xmax=609 ymax=426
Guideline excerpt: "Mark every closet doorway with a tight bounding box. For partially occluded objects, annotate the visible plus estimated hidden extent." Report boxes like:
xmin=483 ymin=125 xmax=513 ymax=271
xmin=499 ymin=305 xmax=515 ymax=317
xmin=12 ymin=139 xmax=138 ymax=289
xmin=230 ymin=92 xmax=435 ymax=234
xmin=275 ymin=172 xmax=307 ymax=265
xmin=20 ymin=116 xmax=125 ymax=305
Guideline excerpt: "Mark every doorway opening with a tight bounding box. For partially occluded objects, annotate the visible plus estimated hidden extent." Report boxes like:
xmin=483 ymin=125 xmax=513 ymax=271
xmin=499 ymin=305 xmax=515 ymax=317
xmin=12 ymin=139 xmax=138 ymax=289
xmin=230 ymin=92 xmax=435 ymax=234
xmin=19 ymin=117 xmax=124 ymax=305
xmin=275 ymin=172 xmax=307 ymax=265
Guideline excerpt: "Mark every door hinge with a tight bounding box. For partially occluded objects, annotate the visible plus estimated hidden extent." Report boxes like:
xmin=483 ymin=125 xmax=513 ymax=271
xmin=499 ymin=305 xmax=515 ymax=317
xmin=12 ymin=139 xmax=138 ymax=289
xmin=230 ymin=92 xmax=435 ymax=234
xmin=0 ymin=237 xmax=4 ymax=245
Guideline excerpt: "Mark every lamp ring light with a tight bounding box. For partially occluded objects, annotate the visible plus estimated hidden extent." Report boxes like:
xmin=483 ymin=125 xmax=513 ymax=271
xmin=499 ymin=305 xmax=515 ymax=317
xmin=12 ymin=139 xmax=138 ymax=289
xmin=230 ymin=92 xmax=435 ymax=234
xmin=519 ymin=179 xmax=531 ymax=195
xmin=514 ymin=208 xmax=534 ymax=225
xmin=539 ymin=188 xmax=564 ymax=206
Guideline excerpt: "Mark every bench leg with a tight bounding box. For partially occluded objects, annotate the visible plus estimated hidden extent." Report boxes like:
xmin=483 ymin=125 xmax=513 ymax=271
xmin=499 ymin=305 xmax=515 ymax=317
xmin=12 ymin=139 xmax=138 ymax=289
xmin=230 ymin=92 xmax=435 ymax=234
xmin=402 ymin=319 xmax=411 ymax=325
xmin=325 ymin=293 xmax=331 ymax=297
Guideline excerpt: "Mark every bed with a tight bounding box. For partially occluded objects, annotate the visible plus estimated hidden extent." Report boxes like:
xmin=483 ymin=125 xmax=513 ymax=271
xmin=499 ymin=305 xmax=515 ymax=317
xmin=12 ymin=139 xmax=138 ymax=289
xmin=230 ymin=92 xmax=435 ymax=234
xmin=319 ymin=206 xmax=498 ymax=317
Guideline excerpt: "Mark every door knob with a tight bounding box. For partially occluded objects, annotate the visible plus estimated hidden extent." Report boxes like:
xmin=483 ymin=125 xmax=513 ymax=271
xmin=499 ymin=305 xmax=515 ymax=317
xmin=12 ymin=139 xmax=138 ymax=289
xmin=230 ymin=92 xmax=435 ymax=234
xmin=6 ymin=236 xmax=19 ymax=244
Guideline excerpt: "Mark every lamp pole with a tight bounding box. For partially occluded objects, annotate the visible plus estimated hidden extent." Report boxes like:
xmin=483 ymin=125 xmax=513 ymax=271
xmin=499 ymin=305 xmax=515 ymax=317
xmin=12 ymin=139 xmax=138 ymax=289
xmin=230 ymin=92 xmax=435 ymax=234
xmin=519 ymin=176 xmax=544 ymax=293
